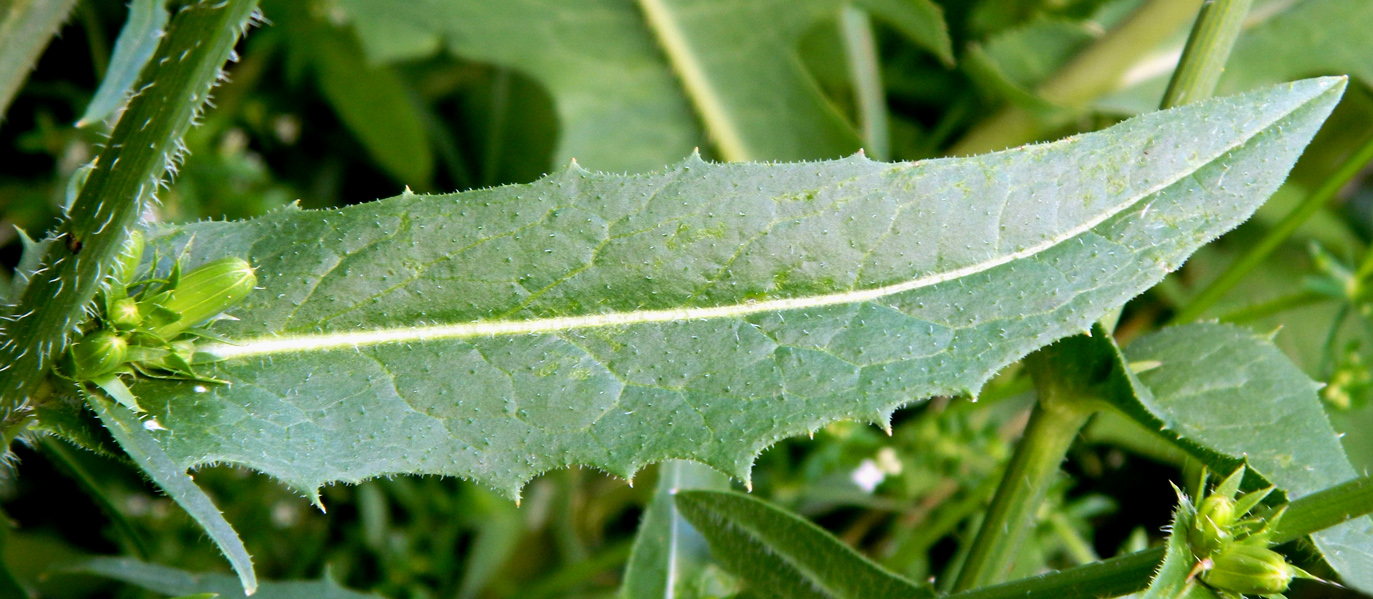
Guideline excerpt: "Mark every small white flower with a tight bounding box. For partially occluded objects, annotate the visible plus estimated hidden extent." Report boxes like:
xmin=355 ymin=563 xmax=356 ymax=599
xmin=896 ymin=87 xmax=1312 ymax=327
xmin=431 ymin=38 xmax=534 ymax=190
xmin=852 ymin=459 xmax=885 ymax=493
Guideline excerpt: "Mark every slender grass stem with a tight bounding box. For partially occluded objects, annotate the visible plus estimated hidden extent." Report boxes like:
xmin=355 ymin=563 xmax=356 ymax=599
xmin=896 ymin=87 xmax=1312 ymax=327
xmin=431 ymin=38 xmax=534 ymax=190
xmin=1159 ymin=0 xmax=1254 ymax=109
xmin=841 ymin=5 xmax=889 ymax=161
xmin=1218 ymin=290 xmax=1330 ymax=323
xmin=948 ymin=0 xmax=1202 ymax=156
xmin=949 ymin=395 xmax=1093 ymax=590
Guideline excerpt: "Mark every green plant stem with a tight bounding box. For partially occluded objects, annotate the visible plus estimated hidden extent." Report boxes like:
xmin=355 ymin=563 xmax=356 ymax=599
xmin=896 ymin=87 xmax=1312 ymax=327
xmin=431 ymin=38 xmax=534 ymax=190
xmin=0 ymin=0 xmax=260 ymax=437
xmin=840 ymin=5 xmax=889 ymax=161
xmin=1158 ymin=0 xmax=1253 ymax=109
xmin=950 ymin=397 xmax=1093 ymax=591
xmin=1172 ymin=131 xmax=1373 ymax=323
xmin=946 ymin=474 xmax=1373 ymax=599
xmin=948 ymin=0 xmax=1202 ymax=156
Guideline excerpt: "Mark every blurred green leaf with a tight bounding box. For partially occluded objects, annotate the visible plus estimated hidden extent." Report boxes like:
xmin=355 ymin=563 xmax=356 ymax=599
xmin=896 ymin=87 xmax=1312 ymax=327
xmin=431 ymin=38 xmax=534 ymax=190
xmin=333 ymin=0 xmax=864 ymax=173
xmin=621 ymin=460 xmax=730 ymax=599
xmin=76 ymin=0 xmax=170 ymax=127
xmin=854 ymin=0 xmax=953 ymax=66
xmin=66 ymin=557 xmax=380 ymax=599
xmin=675 ymin=489 xmax=931 ymax=599
xmin=456 ymin=487 xmax=521 ymax=599
xmin=291 ymin=8 xmax=434 ymax=186
xmin=0 ymin=0 xmax=78 ymax=120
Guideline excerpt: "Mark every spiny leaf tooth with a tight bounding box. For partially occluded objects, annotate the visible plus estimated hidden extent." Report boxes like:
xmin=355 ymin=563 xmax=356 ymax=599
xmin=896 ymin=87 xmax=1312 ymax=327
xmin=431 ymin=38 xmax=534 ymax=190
xmin=679 ymin=149 xmax=708 ymax=169
xmin=563 ymin=157 xmax=589 ymax=175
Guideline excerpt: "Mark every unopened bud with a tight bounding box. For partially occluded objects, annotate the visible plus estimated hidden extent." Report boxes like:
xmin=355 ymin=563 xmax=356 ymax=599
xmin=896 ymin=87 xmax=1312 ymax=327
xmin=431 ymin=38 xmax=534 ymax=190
xmin=152 ymin=257 xmax=256 ymax=339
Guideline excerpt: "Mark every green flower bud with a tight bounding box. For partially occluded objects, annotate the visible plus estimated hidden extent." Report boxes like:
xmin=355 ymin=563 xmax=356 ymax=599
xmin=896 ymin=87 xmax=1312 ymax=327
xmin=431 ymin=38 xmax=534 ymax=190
xmin=67 ymin=330 xmax=129 ymax=380
xmin=1201 ymin=544 xmax=1296 ymax=595
xmin=112 ymin=230 xmax=145 ymax=288
xmin=108 ymin=297 xmax=142 ymax=330
xmin=1189 ymin=495 xmax=1236 ymax=557
xmin=152 ymin=257 xmax=256 ymax=339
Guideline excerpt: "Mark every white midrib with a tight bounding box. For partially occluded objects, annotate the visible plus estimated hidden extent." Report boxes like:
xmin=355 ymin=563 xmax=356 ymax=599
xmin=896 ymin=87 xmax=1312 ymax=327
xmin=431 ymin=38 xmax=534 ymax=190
xmin=202 ymin=90 xmax=1315 ymax=361
xmin=635 ymin=0 xmax=751 ymax=161
xmin=207 ymin=179 xmax=1169 ymax=359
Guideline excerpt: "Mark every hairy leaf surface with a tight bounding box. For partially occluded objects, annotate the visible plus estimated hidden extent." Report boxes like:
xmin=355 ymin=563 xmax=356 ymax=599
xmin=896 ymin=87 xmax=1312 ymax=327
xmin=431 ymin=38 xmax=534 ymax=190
xmin=124 ymin=79 xmax=1342 ymax=498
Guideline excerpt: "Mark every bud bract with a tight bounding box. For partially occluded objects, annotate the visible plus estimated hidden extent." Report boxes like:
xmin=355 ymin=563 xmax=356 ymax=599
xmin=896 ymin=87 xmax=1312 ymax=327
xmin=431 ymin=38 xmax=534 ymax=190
xmin=108 ymin=297 xmax=142 ymax=330
xmin=112 ymin=229 xmax=145 ymax=288
xmin=151 ymin=257 xmax=256 ymax=339
xmin=1189 ymin=495 xmax=1236 ymax=557
xmin=1201 ymin=544 xmax=1296 ymax=595
xmin=68 ymin=330 xmax=129 ymax=380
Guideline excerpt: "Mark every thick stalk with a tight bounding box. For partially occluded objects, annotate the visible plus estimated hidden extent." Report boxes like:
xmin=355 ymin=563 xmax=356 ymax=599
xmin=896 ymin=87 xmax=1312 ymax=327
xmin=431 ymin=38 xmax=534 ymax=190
xmin=1172 ymin=131 xmax=1373 ymax=323
xmin=948 ymin=0 xmax=1202 ymax=156
xmin=1158 ymin=0 xmax=1253 ymax=108
xmin=0 ymin=0 xmax=260 ymax=438
xmin=950 ymin=396 xmax=1092 ymax=591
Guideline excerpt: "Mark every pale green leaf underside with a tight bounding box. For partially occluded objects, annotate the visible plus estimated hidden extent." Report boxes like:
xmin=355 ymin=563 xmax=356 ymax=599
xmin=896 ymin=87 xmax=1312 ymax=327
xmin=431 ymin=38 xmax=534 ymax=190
xmin=128 ymin=78 xmax=1342 ymax=498
xmin=1122 ymin=322 xmax=1373 ymax=592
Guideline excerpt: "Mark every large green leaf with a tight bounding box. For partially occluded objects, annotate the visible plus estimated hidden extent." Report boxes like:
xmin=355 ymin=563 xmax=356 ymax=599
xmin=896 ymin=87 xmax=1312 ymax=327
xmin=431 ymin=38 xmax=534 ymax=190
xmin=332 ymin=0 xmax=863 ymax=172
xmin=113 ymin=78 xmax=1342 ymax=500
xmin=675 ymin=490 xmax=931 ymax=599
xmin=1118 ymin=322 xmax=1373 ymax=591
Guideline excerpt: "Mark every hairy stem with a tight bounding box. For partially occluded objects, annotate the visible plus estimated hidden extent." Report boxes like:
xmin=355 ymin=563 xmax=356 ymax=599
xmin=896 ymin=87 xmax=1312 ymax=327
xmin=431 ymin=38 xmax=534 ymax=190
xmin=0 ymin=0 xmax=260 ymax=438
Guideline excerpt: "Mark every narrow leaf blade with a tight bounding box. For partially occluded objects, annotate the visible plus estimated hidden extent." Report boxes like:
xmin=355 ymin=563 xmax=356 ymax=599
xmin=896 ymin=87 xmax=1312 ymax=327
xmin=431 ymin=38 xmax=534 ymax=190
xmin=621 ymin=460 xmax=730 ymax=599
xmin=675 ymin=490 xmax=931 ymax=599
xmin=77 ymin=0 xmax=171 ymax=127
xmin=65 ymin=557 xmax=381 ymax=599
xmin=0 ymin=0 xmax=78 ymax=119
xmin=84 ymin=395 xmax=257 ymax=595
